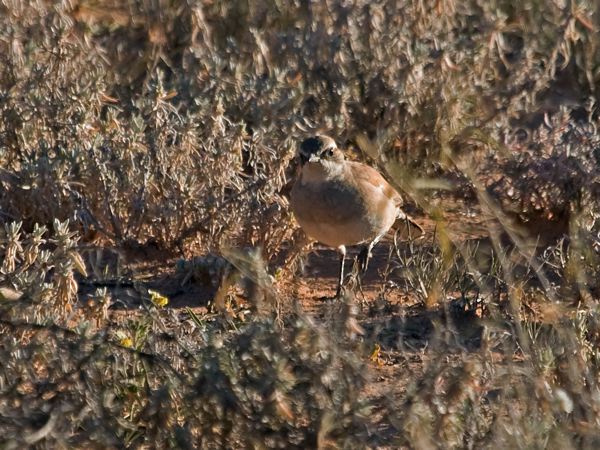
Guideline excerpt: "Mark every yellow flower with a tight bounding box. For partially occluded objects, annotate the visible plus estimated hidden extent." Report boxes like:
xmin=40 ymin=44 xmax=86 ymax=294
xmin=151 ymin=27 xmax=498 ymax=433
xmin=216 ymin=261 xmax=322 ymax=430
xmin=120 ymin=337 xmax=133 ymax=348
xmin=149 ymin=290 xmax=169 ymax=308
xmin=274 ymin=267 xmax=283 ymax=280
xmin=370 ymin=344 xmax=383 ymax=366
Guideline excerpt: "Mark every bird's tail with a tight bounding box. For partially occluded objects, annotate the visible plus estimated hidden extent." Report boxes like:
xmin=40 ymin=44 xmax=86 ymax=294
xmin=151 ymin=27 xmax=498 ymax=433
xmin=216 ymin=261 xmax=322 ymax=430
xmin=389 ymin=211 xmax=424 ymax=241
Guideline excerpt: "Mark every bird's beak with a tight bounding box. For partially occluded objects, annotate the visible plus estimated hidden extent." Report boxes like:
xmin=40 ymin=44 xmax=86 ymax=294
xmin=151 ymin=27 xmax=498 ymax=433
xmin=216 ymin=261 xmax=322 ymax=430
xmin=308 ymin=153 xmax=320 ymax=163
xmin=299 ymin=151 xmax=319 ymax=165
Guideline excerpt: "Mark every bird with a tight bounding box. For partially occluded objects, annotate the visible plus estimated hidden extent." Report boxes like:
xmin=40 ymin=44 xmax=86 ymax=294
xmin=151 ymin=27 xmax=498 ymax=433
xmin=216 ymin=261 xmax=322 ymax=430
xmin=290 ymin=135 xmax=423 ymax=297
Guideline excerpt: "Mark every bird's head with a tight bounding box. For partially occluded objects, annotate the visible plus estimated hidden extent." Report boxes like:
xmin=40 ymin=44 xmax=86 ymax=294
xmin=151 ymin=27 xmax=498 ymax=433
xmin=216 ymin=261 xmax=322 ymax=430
xmin=298 ymin=135 xmax=345 ymax=167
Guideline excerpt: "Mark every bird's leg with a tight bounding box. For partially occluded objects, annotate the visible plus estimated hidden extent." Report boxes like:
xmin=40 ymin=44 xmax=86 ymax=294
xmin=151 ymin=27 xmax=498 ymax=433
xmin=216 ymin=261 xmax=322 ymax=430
xmin=336 ymin=245 xmax=347 ymax=298
xmin=357 ymin=245 xmax=371 ymax=273
xmin=357 ymin=234 xmax=383 ymax=273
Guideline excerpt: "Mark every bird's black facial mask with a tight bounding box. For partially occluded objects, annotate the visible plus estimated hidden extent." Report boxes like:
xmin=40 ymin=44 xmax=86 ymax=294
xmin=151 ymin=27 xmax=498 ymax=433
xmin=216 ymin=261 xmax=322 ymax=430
xmin=299 ymin=137 xmax=322 ymax=165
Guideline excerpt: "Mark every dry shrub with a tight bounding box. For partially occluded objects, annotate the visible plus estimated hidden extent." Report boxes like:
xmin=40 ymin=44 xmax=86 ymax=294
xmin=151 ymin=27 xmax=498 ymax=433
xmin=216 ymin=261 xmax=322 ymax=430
xmin=1 ymin=1 xmax=599 ymax=254
xmin=0 ymin=220 xmax=86 ymax=321
xmin=0 ymin=1 xmax=294 ymax=257
xmin=0 ymin=272 xmax=369 ymax=448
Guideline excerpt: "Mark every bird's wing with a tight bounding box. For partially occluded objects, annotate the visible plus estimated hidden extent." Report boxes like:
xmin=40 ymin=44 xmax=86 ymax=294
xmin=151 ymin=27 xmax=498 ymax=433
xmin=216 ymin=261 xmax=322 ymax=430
xmin=390 ymin=214 xmax=424 ymax=239
xmin=347 ymin=161 xmax=404 ymax=206
xmin=348 ymin=161 xmax=424 ymax=238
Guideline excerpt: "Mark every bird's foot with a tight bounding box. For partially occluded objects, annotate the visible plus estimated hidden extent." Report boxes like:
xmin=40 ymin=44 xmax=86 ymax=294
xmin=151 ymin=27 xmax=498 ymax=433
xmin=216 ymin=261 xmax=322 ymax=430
xmin=357 ymin=246 xmax=372 ymax=273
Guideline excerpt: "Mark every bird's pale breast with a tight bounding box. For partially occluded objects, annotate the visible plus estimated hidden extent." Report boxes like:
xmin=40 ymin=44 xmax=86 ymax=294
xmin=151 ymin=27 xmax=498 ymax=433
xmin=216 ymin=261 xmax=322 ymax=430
xmin=290 ymin=163 xmax=398 ymax=247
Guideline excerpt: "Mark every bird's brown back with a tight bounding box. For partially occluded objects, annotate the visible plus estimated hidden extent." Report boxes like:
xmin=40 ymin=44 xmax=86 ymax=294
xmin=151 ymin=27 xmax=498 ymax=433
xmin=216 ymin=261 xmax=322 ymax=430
xmin=346 ymin=161 xmax=424 ymax=239
xmin=345 ymin=161 xmax=403 ymax=206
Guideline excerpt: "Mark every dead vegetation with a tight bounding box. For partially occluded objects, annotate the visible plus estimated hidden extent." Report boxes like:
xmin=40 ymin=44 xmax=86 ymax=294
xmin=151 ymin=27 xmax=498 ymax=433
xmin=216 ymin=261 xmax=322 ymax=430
xmin=2 ymin=0 xmax=600 ymax=448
